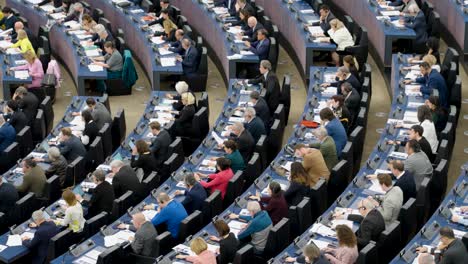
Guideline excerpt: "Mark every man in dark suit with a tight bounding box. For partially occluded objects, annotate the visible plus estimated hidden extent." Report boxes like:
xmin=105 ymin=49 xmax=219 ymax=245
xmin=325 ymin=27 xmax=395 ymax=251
xmin=248 ymin=60 xmax=281 ymax=114
xmin=56 ymin=127 xmax=87 ymax=163
xmin=336 ymin=198 xmax=385 ymax=250
xmin=174 ymin=173 xmax=207 ymax=214
xmin=156 ymin=0 xmax=177 ymax=22
xmin=12 ymin=86 xmax=39 ymax=125
xmin=0 ymin=174 xmax=18 ymax=213
xmin=168 ymin=29 xmax=192 ymax=55
xmin=313 ymin=5 xmax=335 ymax=35
xmin=149 ymin=121 xmax=171 ymax=166
xmin=241 ymin=16 xmax=264 ymax=42
xmin=402 ymin=4 xmax=428 ymax=53
xmin=229 ymin=122 xmax=255 ymax=163
xmin=22 ymin=210 xmax=60 ymax=264
xmin=110 ymin=160 xmax=144 ymax=201
xmin=322 ymin=66 xmax=362 ymax=93
xmin=410 ymin=62 xmax=448 ymax=108
xmin=77 ymin=170 xmax=115 ymax=218
xmin=243 ymin=107 xmax=266 ymax=143
xmin=249 ymin=90 xmax=270 ymax=126
xmin=245 ymin=29 xmax=270 ymax=61
xmin=177 ymin=38 xmax=199 ymax=75
xmin=63 ymin=2 xmax=89 ymax=23
xmin=416 ymin=227 xmax=468 ymax=263
xmin=388 ymin=160 xmax=417 ymax=203
xmin=83 ymin=98 xmax=112 ymax=130
xmin=127 ymin=213 xmax=158 ymax=257
xmin=4 ymin=100 xmax=28 ymax=133
xmin=0 ymin=114 xmax=16 ymax=153
xmin=340 ymin=82 xmax=361 ymax=120
xmin=91 ymin=24 xmax=114 ymax=54
xmin=0 ymin=7 xmax=18 ymax=32
xmin=215 ymin=0 xmax=237 ymax=16
xmin=229 ymin=0 xmax=254 ymax=18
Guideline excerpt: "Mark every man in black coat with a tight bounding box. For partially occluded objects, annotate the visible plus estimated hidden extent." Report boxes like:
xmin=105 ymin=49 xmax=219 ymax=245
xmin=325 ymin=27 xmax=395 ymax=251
xmin=229 ymin=0 xmax=255 ymax=18
xmin=3 ymin=100 xmax=28 ymax=133
xmin=12 ymin=86 xmax=39 ymax=126
xmin=322 ymin=66 xmax=362 ymax=94
xmin=0 ymin=7 xmax=18 ymax=32
xmin=77 ymin=170 xmax=115 ymax=218
xmin=110 ymin=160 xmax=144 ymax=202
xmin=149 ymin=121 xmax=172 ymax=166
xmin=243 ymin=107 xmax=266 ymax=143
xmin=249 ymin=91 xmax=270 ymax=126
xmin=229 ymin=122 xmax=255 ymax=163
xmin=388 ymin=160 xmax=417 ymax=204
xmin=248 ymin=60 xmax=281 ymax=114
xmin=22 ymin=210 xmax=60 ymax=264
xmin=0 ymin=174 xmax=18 ymax=213
xmin=416 ymin=227 xmax=468 ymax=263
xmin=340 ymin=82 xmax=361 ymax=120
xmin=168 ymin=29 xmax=192 ymax=56
xmin=56 ymin=127 xmax=87 ymax=163
xmin=175 ymin=173 xmax=207 ymax=215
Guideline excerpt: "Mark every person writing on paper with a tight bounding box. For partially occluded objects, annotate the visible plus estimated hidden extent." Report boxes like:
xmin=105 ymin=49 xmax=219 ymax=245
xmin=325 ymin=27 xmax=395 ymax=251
xmin=22 ymin=210 xmax=60 ymax=264
xmin=56 ymin=189 xmax=85 ymax=233
xmin=174 ymin=172 xmax=207 ymax=214
xmin=294 ymin=144 xmax=330 ymax=186
xmin=315 ymin=19 xmax=354 ymax=67
xmin=284 ymin=162 xmax=314 ymax=206
xmin=76 ymin=169 xmax=114 ymax=218
xmin=176 ymin=237 xmax=217 ymax=264
xmin=16 ymin=158 xmax=47 ymax=198
xmin=210 ymin=220 xmax=239 ymax=264
xmin=333 ymin=198 xmax=385 ymax=250
xmin=323 ymin=225 xmax=358 ymax=264
xmin=229 ymin=201 xmax=273 ymax=254
xmin=10 ymin=50 xmax=44 ymax=89
xmin=451 ymin=206 xmax=468 ymax=226
xmin=130 ymin=139 xmax=158 ymax=180
xmin=195 ymin=157 xmax=234 ymax=199
xmin=144 ymin=192 xmax=188 ymax=238
xmin=221 ymin=140 xmax=245 ymax=173
xmin=249 ymin=181 xmax=288 ymax=225
xmin=366 ymin=173 xmax=403 ymax=227
xmin=56 ymin=127 xmax=87 ymax=163
xmin=285 ymin=243 xmax=330 ymax=263
xmin=127 ymin=213 xmax=158 ymax=257
xmin=416 ymin=227 xmax=468 ymax=263
xmin=167 ymin=29 xmax=192 ymax=56
xmin=328 ymin=95 xmax=352 ymax=131
xmin=5 ymin=29 xmax=36 ymax=55
xmin=310 ymin=127 xmax=338 ymax=171
xmin=91 ymin=41 xmax=123 ymax=78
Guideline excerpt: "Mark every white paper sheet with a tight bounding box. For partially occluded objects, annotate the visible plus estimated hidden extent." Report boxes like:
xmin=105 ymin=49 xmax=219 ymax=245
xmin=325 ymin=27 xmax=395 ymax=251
xmin=0 ymin=245 xmax=6 ymax=252
xmin=14 ymin=70 xmax=29 ymax=79
xmin=84 ymin=249 xmax=102 ymax=260
xmin=160 ymin=57 xmax=176 ymax=67
xmin=88 ymin=65 xmax=104 ymax=72
xmin=158 ymin=48 xmax=174 ymax=55
xmin=309 ymin=239 xmax=329 ymax=250
xmin=6 ymin=235 xmax=22 ymax=247
xmin=142 ymin=210 xmax=158 ymax=221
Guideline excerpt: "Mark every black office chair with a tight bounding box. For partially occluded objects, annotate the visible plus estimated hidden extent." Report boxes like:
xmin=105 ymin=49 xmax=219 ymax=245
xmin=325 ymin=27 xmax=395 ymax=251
xmin=142 ymin=172 xmax=160 ymax=194
xmin=356 ymin=241 xmax=378 ymax=264
xmin=254 ymin=135 xmax=268 ymax=171
xmin=201 ymin=190 xmax=223 ymax=224
xmin=309 ymin=178 xmax=328 ymax=221
xmin=355 ymin=107 xmax=368 ymax=130
xmin=415 ymin=177 xmax=431 ymax=229
xmin=32 ymin=109 xmax=47 ymax=144
xmin=98 ymin=93 xmax=111 ymax=113
xmin=450 ymin=76 xmax=461 ymax=110
xmin=266 ymin=119 xmax=283 ymax=164
xmin=434 ymin=139 xmax=448 ymax=165
xmin=197 ymin=92 xmax=209 ymax=114
xmin=288 ymin=197 xmax=312 ymax=238
xmin=141 ymin=0 xmax=154 ymax=12
xmin=111 ymin=109 xmax=126 ymax=151
xmin=39 ymin=96 xmax=54 ymax=135
xmin=92 ymin=8 xmax=104 ymax=22
xmin=272 ymin=105 xmax=285 ymax=132
xmin=16 ymin=126 xmax=33 ymax=158
xmin=377 ymin=221 xmax=401 ymax=263
xmin=86 ymin=136 xmax=104 ymax=171
xmin=427 ymin=11 xmax=440 ymax=38
xmin=176 ymin=15 xmax=188 ymax=29
xmin=398 ymin=198 xmax=417 ymax=246
xmin=448 ymin=105 xmax=458 ymax=131
xmin=349 ymin=126 xmax=365 ymax=176
xmin=99 ymin=123 xmax=113 ymax=159
xmin=111 ymin=191 xmax=135 ymax=221
xmin=224 ymin=171 xmax=244 ymax=208
xmin=182 ymin=24 xmax=193 ymax=39
xmin=429 ymin=159 xmax=448 ymax=215
xmin=97 ymin=244 xmax=124 ymax=264
xmin=14 ymin=192 xmax=38 ymax=223
xmin=64 ymin=156 xmax=86 ymax=188
xmin=160 ymin=153 xmax=183 ymax=183
xmin=344 ymin=27 xmax=368 ymax=69
xmin=233 ymin=244 xmax=254 ymax=264
xmin=177 ymin=211 xmax=203 ymax=243
xmin=0 ymin=212 xmax=5 ymax=234
xmin=280 ymin=75 xmax=291 ymax=125
xmin=360 ymin=92 xmax=370 ymax=111
xmin=256 ymin=218 xmax=290 ymax=261
xmin=441 ymin=47 xmax=459 ymax=75
xmin=47 ymin=229 xmax=80 ymax=262
xmin=343 ymin=15 xmax=355 ymax=33
xmin=340 ymin=141 xmax=354 ymax=170
xmin=43 ymin=175 xmax=61 ymax=203
xmin=180 ymin=107 xmax=209 ymax=154
xmin=99 ymin=17 xmax=112 ymax=32
xmin=422 ymin=1 xmax=434 ymax=20
xmin=267 ymin=37 xmax=279 ymax=71
xmin=1 ymin=142 xmax=20 ymax=173
xmin=37 ymin=47 xmax=50 ymax=74
xmin=116 ymin=36 xmax=126 ymax=54
xmin=181 ymin=47 xmax=208 ymax=92
xmin=38 ymin=35 xmax=50 ymax=55
xmin=243 ymin=152 xmax=262 ymax=188
xmin=327 ymin=160 xmax=351 ymax=205
xmin=168 ymin=137 xmax=184 ymax=158
xmin=84 ymin=212 xmax=109 ymax=238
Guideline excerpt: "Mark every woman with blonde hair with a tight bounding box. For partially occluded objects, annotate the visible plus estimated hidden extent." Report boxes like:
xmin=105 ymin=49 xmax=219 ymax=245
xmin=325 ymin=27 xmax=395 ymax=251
xmin=8 ymin=29 xmax=35 ymax=55
xmin=316 ymin=19 xmax=354 ymax=66
xmin=176 ymin=237 xmax=217 ymax=264
xmin=55 ymin=189 xmax=85 ymax=233
xmin=173 ymin=92 xmax=196 ymax=136
xmin=10 ymin=50 xmax=44 ymax=89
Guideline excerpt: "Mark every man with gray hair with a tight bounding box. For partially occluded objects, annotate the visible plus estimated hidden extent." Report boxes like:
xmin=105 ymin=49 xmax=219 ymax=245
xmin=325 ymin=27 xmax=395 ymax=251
xmin=228 ymin=122 xmax=255 ymax=163
xmin=321 ymin=66 xmax=361 ymax=92
xmin=36 ymin=146 xmax=68 ymax=186
xmin=176 ymin=38 xmax=199 ymax=75
xmin=76 ymin=169 xmax=115 ymax=218
xmin=91 ymin=24 xmax=114 ymax=53
xmin=238 ymin=16 xmax=264 ymax=42
xmin=243 ymin=107 xmax=266 ymax=143
xmin=401 ymin=4 xmax=428 ymax=53
xmin=63 ymin=2 xmax=88 ymax=24
xmin=248 ymin=60 xmax=281 ymax=113
xmin=110 ymin=159 xmax=143 ymax=202
xmin=310 ymin=127 xmax=338 ymax=171
xmin=173 ymin=172 xmax=207 ymax=214
xmin=417 ymin=253 xmax=434 ymax=264
xmin=22 ymin=210 xmax=60 ymax=264
xmin=229 ymin=201 xmax=273 ymax=253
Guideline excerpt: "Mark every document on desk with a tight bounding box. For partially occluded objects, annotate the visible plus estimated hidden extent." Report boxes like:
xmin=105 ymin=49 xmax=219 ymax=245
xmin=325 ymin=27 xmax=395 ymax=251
xmin=21 ymin=232 xmax=35 ymax=240
xmin=81 ymin=181 xmax=97 ymax=189
xmin=281 ymin=161 xmax=293 ymax=172
xmin=154 ymin=105 xmax=173 ymax=111
xmin=158 ymin=48 xmax=174 ymax=55
xmin=26 ymin=0 xmax=43 ymax=4
xmin=0 ymin=40 xmax=11 ymax=49
xmin=307 ymin=26 xmax=323 ymax=35
xmin=6 ymin=48 xmax=22 ymax=55
xmin=40 ymin=4 xmax=55 ymax=13
xmin=64 ymin=21 xmax=80 ymax=28
xmin=14 ymin=70 xmax=29 ymax=79
xmin=142 ymin=210 xmax=157 ymax=221
xmin=309 ymin=239 xmax=329 ymax=250
xmin=405 ymin=70 xmax=421 ymax=80
xmin=29 ymin=152 xmax=46 ymax=159
xmin=85 ymin=249 xmax=103 ymax=260
xmin=388 ymin=151 xmax=408 ymax=160
xmin=74 ymin=255 xmax=97 ymax=264
xmin=322 ymin=87 xmax=337 ymax=95
xmin=331 ymin=219 xmax=354 ymax=229
xmin=380 ymin=10 xmax=400 ymax=16
xmin=104 ymin=230 xmax=134 ymax=247
xmin=6 ymin=235 xmax=22 ymax=247
xmin=173 ymin=244 xmax=196 ymax=256
xmin=213 ymin=7 xmax=228 ymax=15
xmin=150 ymin=24 xmax=164 ymax=33
xmin=309 ymin=223 xmax=336 ymax=237
xmin=88 ymin=65 xmax=104 ymax=72
xmin=160 ymin=57 xmax=176 ymax=67
xmin=300 ymin=9 xmax=314 ymax=14
xmin=15 ymin=59 xmax=28 ymax=66
xmin=228 ymin=116 xmax=245 ymax=123
xmin=368 ymin=179 xmax=386 ymax=194
xmin=97 ymin=164 xmax=112 ymax=171
xmin=85 ymin=50 xmax=101 ymax=57
xmin=50 ymin=13 xmax=67 ymax=20
xmin=391 ymin=20 xmax=406 ymax=28
xmin=150 ymin=37 xmax=165 ymax=44
xmin=228 ymin=220 xmax=245 ymax=236
xmin=0 ymin=245 xmax=6 ymax=252
xmin=211 ymin=131 xmax=224 ymax=145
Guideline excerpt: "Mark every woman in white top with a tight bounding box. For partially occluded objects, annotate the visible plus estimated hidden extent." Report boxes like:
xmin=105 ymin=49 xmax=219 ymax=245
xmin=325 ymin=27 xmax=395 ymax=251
xmin=417 ymin=105 xmax=438 ymax=153
xmin=318 ymin=19 xmax=354 ymax=66
xmin=56 ymin=189 xmax=85 ymax=233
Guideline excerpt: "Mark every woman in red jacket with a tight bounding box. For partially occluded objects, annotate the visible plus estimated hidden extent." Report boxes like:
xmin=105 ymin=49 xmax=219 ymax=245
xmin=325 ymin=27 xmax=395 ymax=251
xmin=194 ymin=158 xmax=234 ymax=199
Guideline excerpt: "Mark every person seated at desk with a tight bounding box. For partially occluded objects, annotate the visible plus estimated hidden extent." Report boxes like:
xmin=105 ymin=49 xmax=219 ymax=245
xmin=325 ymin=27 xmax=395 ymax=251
xmin=313 ymin=4 xmax=335 ymax=35
xmin=314 ymin=19 xmax=354 ymax=67
xmin=0 ymin=7 xmax=18 ymax=32
xmin=22 ymin=210 xmax=60 ymax=264
xmin=243 ymin=107 xmax=266 ymax=143
xmin=417 ymin=105 xmax=438 ymax=153
xmin=118 ymin=212 xmax=159 ymax=257
xmin=405 ymin=54 xmax=441 ymax=73
xmin=249 ymin=90 xmax=270 ymax=126
xmin=334 ymin=198 xmax=385 ymax=250
xmin=388 ymin=124 xmax=435 ymax=163
xmin=172 ymin=92 xmax=196 ymax=137
xmin=381 ymin=0 xmax=415 ymax=13
xmin=221 ymin=140 xmax=245 ymax=173
xmin=131 ymin=139 xmax=158 ymax=181
xmin=285 ymin=243 xmax=330 ymax=264
xmin=319 ymin=108 xmax=347 ymax=156
xmin=153 ymin=9 xmax=177 ymax=42
xmin=249 ymin=181 xmax=288 ymax=225
xmin=328 ymin=95 xmax=352 ymax=132
xmin=167 ymin=81 xmax=197 ymax=111
xmin=451 ymin=206 xmax=468 ymax=226
xmin=11 ymin=22 xmax=37 ymax=50
xmin=214 ymin=0 xmax=237 ymax=15
xmin=425 ymin=95 xmax=448 ymax=136
xmin=343 ymin=55 xmax=359 ymax=80
xmin=174 ymin=172 xmax=207 ymax=214
xmin=55 ymin=189 xmax=85 ymax=233
xmin=416 ymin=226 xmax=468 ymax=263
xmin=284 ymin=162 xmax=314 ymax=206
xmin=10 ymin=87 xmax=38 ymax=122
xmin=210 ymin=219 xmax=239 ymax=264
xmin=40 ymin=147 xmax=68 ymax=186
xmin=367 ymin=174 xmax=404 ymax=227
xmin=248 ymin=60 xmax=281 ymax=113
xmin=195 ymin=157 xmax=234 ymax=199
xmin=0 ymin=174 xmax=19 ymax=213
xmin=56 ymin=127 xmax=87 ymax=163
xmin=227 ymin=122 xmax=255 ymax=163
xmin=404 ymin=139 xmax=433 ymax=191
xmin=81 ymin=97 xmax=112 ymax=130
xmin=244 ymin=29 xmax=270 ymax=61
xmin=228 ymin=0 xmax=255 ymax=19
xmin=408 ymin=37 xmax=441 ymax=65
xmin=148 ymin=121 xmax=171 ymax=167
xmin=81 ymin=14 xmax=97 ymax=33
xmin=176 ymin=237 xmax=217 ymax=264
xmin=109 ymin=160 xmax=144 ymax=201
xmin=5 ymin=29 xmax=36 ymax=55
xmin=91 ymin=41 xmax=123 ymax=79
xmin=310 ymin=127 xmax=338 ymax=171
xmin=323 ymin=225 xmax=359 ymax=264
xmin=176 ymin=39 xmax=199 ymax=76
xmin=144 ymin=192 xmax=188 ymax=238
xmin=0 ymin=114 xmax=16 ymax=152
xmin=16 ymin=158 xmax=47 ymax=197
xmin=10 ymin=50 xmax=44 ymax=89
xmin=417 ymin=253 xmax=435 ymax=264
xmin=229 ymin=201 xmax=273 ymax=254
xmin=340 ymin=82 xmax=361 ymax=121
xmin=321 ymin=66 xmax=362 ymax=94
xmin=167 ymin=29 xmax=191 ymax=56
xmin=90 ymin=24 xmax=114 ymax=53
xmin=239 ymin=16 xmax=264 ymax=42
xmin=399 ymin=4 xmax=427 ymax=53
xmin=227 ymin=8 xmax=251 ymax=30
xmin=294 ymin=145 xmax=330 ymax=186
xmin=77 ymin=169 xmax=114 ymax=218
xmin=149 ymin=0 xmax=177 ymax=24
xmin=79 ymin=109 xmax=99 ymax=150
xmin=63 ymin=2 xmax=89 ymax=23
xmin=3 ymin=100 xmax=28 ymax=133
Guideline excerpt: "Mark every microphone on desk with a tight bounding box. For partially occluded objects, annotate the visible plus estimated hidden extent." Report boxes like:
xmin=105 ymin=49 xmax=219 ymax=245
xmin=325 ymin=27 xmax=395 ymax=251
xmin=313 ymin=69 xmax=321 ymax=80
xmin=4 ymin=57 xmax=9 ymax=65
xmin=313 ymin=83 xmax=321 ymax=92
xmin=464 ymin=8 xmax=468 ymax=14
xmin=61 ymin=244 xmax=77 ymax=264
xmin=384 ymin=19 xmax=392 ymax=27
xmin=80 ymin=58 xmax=87 ymax=66
xmin=398 ymin=79 xmax=405 ymax=90
xmin=227 ymin=34 xmax=234 ymax=42
xmin=396 ymin=92 xmax=405 ymax=105
xmin=397 ymin=52 xmax=403 ymax=63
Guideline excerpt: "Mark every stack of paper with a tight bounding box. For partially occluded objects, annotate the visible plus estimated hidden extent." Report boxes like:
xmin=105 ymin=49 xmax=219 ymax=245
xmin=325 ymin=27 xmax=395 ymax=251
xmin=150 ymin=24 xmax=164 ymax=33
xmin=309 ymin=223 xmax=336 ymax=237
xmin=15 ymin=60 xmax=28 ymax=66
xmin=97 ymin=164 xmax=112 ymax=171
xmin=29 ymin=152 xmax=46 ymax=159
xmin=130 ymin=9 xmax=144 ymax=14
xmin=158 ymin=48 xmax=174 ymax=55
xmin=0 ymin=245 xmax=6 ymax=252
xmin=300 ymin=9 xmax=314 ymax=14
xmin=307 ymin=26 xmax=323 ymax=35
xmin=14 ymin=70 xmax=29 ymax=79
xmin=228 ymin=116 xmax=244 ymax=123
xmin=388 ymin=151 xmax=409 ymax=160
xmin=76 ymin=34 xmax=93 ymax=40
xmin=309 ymin=239 xmax=330 ymax=250
xmin=85 ymin=50 xmax=101 ymax=57
xmin=81 ymin=182 xmax=97 ymax=189
xmin=228 ymin=220 xmax=245 ymax=237
xmin=380 ymin=10 xmax=400 ymax=16
xmin=240 ymin=50 xmax=255 ymax=56
xmin=368 ymin=178 xmax=386 ymax=194
xmin=40 ymin=4 xmax=55 ymax=13
xmin=150 ymin=37 xmax=165 ymax=44
xmin=6 ymin=48 xmax=21 ymax=55
xmin=50 ymin=13 xmax=66 ymax=20
xmin=142 ymin=210 xmax=158 ymax=221
xmin=160 ymin=57 xmax=176 ymax=67
xmin=103 ymin=230 xmax=134 ymax=247
xmin=0 ymin=40 xmax=11 ymax=49
xmin=213 ymin=7 xmax=228 ymax=15
xmin=26 ymin=0 xmax=43 ymax=4
xmin=88 ymin=65 xmax=104 ymax=72
xmin=331 ymin=219 xmax=354 ymax=229
xmin=173 ymin=244 xmax=196 ymax=256
xmin=6 ymin=235 xmax=22 ymax=247
xmin=391 ymin=20 xmax=406 ymax=28
xmin=227 ymin=27 xmax=242 ymax=34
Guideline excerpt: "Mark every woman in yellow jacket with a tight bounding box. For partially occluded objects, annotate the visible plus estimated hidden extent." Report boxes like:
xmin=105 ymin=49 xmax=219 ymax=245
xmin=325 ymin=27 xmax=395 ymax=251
xmin=8 ymin=29 xmax=35 ymax=55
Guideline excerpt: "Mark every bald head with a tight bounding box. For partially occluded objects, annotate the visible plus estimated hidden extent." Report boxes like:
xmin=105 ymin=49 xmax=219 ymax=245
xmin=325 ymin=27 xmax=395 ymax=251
xmin=247 ymin=16 xmax=257 ymax=28
xmin=14 ymin=22 xmax=24 ymax=31
xmin=132 ymin=213 xmax=146 ymax=229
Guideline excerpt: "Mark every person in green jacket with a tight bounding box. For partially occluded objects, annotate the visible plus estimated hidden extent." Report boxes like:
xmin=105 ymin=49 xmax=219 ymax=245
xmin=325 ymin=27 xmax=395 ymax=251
xmin=223 ymin=140 xmax=246 ymax=173
xmin=310 ymin=127 xmax=338 ymax=171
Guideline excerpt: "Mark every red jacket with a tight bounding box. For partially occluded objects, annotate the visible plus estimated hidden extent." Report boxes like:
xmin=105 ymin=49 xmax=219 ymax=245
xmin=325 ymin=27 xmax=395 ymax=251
xmin=200 ymin=168 xmax=234 ymax=199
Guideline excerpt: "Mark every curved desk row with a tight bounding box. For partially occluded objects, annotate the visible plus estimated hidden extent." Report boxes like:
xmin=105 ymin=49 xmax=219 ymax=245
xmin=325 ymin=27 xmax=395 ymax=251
xmin=6 ymin=0 xmax=107 ymax=98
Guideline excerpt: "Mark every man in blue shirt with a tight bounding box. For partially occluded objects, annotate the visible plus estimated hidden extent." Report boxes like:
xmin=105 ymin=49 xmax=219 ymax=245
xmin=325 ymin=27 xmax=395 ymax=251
xmin=319 ymin=108 xmax=347 ymax=156
xmin=144 ymin=192 xmax=188 ymax=238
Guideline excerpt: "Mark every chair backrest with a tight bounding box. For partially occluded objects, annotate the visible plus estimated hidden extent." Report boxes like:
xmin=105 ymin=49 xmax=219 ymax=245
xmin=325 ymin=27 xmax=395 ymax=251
xmin=343 ymin=15 xmax=355 ymax=33
xmin=450 ymin=76 xmax=461 ymax=109
xmin=161 ymin=153 xmax=183 ymax=182
xmin=428 ymin=11 xmax=440 ymax=37
xmin=224 ymin=171 xmax=244 ymax=208
xmin=32 ymin=109 xmax=47 ymax=143
xmin=266 ymin=119 xmax=283 ymax=164
xmin=377 ymin=221 xmax=401 ymax=263
xmin=98 ymin=123 xmax=113 ymax=159
xmin=14 ymin=192 xmax=37 ymax=223
xmin=168 ymin=137 xmax=184 ymax=158
xmin=111 ymin=109 xmax=126 ymax=151
xmin=3 ymin=142 xmax=20 ymax=172
xmin=182 ymin=24 xmax=193 ymax=38
xmin=415 ymin=177 xmax=431 ymax=227
xmin=64 ymin=156 xmax=86 ymax=188
xmin=273 ymin=104 xmax=285 ymax=131
xmin=398 ymin=198 xmax=417 ymax=245
xmin=328 ymin=160 xmax=351 ymax=204
xmin=47 ymin=229 xmax=74 ymax=261
xmin=197 ymin=92 xmax=209 ymax=114
xmin=243 ymin=152 xmax=262 ymax=187
xmin=442 ymin=47 xmax=459 ymax=74
xmin=39 ymin=96 xmax=54 ymax=135
xmin=178 ymin=210 xmax=203 ymax=242
xmin=45 ymin=175 xmax=61 ymax=201
xmin=268 ymin=37 xmax=278 ymax=71
xmin=116 ymin=36 xmax=125 ymax=54
xmin=356 ymin=241 xmax=378 ymax=264
xmin=430 ymin=159 xmax=448 ymax=214
xmin=87 ymin=136 xmax=104 ymax=171
xmin=97 ymin=93 xmax=111 ymax=113
xmin=233 ymin=244 xmax=254 ymax=264
xmin=349 ymin=126 xmax=364 ymax=175
xmin=197 ymin=47 xmax=208 ymax=75
xmin=254 ymin=135 xmax=268 ymax=171
xmin=288 ymin=197 xmax=312 ymax=237
xmin=176 ymin=15 xmax=188 ymax=29
xmin=141 ymin=0 xmax=154 ymax=13
xmin=309 ymin=178 xmax=328 ymax=221
xmin=92 ymin=8 xmax=104 ymax=22
xmin=280 ymin=75 xmax=291 ymax=125
xmin=39 ymin=35 xmax=50 ymax=54
xmin=16 ymin=126 xmax=33 ymax=157
xmin=191 ymin=107 xmax=209 ymax=139
xmin=97 ymin=244 xmax=122 ymax=264
xmin=340 ymin=141 xmax=354 ymax=164
xmin=111 ymin=191 xmax=134 ymax=221
xmin=202 ymin=190 xmax=223 ymax=224
xmin=98 ymin=17 xmax=112 ymax=32
xmin=142 ymin=172 xmax=160 ymax=194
